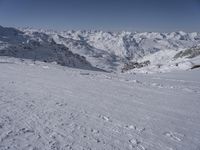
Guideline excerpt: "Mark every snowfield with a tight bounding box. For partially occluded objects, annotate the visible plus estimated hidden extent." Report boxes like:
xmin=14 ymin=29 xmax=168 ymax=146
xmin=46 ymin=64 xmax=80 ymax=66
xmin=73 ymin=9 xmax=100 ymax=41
xmin=0 ymin=58 xmax=200 ymax=150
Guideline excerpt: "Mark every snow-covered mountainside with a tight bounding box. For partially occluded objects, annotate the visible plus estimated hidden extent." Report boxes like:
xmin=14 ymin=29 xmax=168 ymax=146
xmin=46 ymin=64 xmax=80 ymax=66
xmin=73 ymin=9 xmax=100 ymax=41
xmin=0 ymin=25 xmax=100 ymax=71
xmin=1 ymin=25 xmax=200 ymax=72
xmin=20 ymin=27 xmax=200 ymax=72
xmin=0 ymin=58 xmax=200 ymax=150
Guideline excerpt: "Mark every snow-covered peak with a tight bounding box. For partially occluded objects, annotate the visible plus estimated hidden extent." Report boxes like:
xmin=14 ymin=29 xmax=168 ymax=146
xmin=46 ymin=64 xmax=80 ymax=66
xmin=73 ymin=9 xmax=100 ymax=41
xmin=3 ymin=26 xmax=200 ymax=73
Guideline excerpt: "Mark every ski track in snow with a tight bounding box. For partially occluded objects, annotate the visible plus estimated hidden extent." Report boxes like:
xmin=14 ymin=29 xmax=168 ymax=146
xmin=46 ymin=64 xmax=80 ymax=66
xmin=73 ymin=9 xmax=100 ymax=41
xmin=0 ymin=61 xmax=200 ymax=150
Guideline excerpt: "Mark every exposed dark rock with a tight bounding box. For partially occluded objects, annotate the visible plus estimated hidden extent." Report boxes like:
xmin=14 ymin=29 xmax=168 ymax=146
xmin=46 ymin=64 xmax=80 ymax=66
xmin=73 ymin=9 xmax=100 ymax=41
xmin=174 ymin=47 xmax=200 ymax=59
xmin=191 ymin=65 xmax=200 ymax=69
xmin=121 ymin=60 xmax=150 ymax=72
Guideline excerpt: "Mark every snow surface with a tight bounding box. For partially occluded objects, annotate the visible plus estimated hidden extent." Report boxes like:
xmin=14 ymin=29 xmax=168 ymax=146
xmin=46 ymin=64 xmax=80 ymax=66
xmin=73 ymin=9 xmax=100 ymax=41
xmin=127 ymin=50 xmax=200 ymax=74
xmin=0 ymin=57 xmax=200 ymax=150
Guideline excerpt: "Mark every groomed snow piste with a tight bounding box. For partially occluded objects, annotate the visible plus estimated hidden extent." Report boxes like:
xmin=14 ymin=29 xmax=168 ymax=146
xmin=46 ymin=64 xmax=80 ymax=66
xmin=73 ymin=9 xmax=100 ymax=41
xmin=0 ymin=58 xmax=200 ymax=150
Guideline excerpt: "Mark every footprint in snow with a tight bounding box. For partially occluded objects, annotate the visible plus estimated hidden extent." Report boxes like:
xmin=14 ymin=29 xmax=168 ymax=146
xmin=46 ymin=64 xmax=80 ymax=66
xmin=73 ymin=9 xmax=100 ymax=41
xmin=122 ymin=79 xmax=143 ymax=84
xmin=129 ymin=138 xmax=146 ymax=150
xmin=164 ymin=131 xmax=184 ymax=142
xmin=125 ymin=125 xmax=145 ymax=133
xmin=91 ymin=128 xmax=99 ymax=134
xmin=55 ymin=102 xmax=67 ymax=107
xmin=151 ymin=83 xmax=163 ymax=88
xmin=99 ymin=115 xmax=111 ymax=122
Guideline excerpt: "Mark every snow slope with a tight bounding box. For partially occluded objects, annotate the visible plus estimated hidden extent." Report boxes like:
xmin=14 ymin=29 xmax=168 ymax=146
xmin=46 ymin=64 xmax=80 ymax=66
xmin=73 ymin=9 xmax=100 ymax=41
xmin=126 ymin=49 xmax=200 ymax=73
xmin=0 ymin=58 xmax=200 ymax=150
xmin=0 ymin=26 xmax=100 ymax=71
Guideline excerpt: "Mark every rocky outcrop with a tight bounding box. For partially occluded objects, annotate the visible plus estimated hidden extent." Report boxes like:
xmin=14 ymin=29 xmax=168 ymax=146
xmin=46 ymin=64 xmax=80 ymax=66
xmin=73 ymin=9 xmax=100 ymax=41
xmin=174 ymin=47 xmax=200 ymax=59
xmin=121 ymin=60 xmax=150 ymax=72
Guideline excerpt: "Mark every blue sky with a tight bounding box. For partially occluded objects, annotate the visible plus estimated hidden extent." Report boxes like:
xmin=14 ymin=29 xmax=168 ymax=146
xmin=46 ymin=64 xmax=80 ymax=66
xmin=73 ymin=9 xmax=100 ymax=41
xmin=0 ymin=0 xmax=200 ymax=32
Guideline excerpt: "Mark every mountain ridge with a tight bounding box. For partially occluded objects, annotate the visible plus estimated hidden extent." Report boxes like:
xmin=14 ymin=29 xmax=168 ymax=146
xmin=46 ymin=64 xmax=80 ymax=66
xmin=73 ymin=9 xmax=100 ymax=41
xmin=1 ymin=25 xmax=200 ymax=73
xmin=0 ymin=25 xmax=101 ymax=71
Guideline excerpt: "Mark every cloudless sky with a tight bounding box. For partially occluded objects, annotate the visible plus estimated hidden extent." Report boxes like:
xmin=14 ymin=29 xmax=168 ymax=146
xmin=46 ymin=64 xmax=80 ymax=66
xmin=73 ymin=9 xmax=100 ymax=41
xmin=0 ymin=0 xmax=200 ymax=32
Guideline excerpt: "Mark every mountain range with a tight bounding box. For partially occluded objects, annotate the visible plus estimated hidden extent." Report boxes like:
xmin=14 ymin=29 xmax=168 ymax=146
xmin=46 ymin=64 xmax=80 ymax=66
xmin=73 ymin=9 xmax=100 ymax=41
xmin=1 ymin=25 xmax=200 ymax=73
